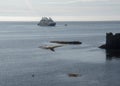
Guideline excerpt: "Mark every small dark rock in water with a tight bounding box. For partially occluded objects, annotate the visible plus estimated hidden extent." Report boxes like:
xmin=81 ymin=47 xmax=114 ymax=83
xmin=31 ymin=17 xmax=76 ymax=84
xmin=32 ymin=74 xmax=35 ymax=77
xmin=64 ymin=24 xmax=67 ymax=26
xmin=68 ymin=73 xmax=80 ymax=77
xmin=50 ymin=41 xmax=82 ymax=45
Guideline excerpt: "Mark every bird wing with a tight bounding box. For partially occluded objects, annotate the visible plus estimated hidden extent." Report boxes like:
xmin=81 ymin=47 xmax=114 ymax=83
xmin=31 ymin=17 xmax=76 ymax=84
xmin=39 ymin=45 xmax=63 ymax=52
xmin=52 ymin=45 xmax=63 ymax=48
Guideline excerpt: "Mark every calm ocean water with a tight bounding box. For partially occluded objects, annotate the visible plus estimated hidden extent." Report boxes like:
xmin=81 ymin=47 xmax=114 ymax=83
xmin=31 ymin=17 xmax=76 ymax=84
xmin=0 ymin=21 xmax=120 ymax=86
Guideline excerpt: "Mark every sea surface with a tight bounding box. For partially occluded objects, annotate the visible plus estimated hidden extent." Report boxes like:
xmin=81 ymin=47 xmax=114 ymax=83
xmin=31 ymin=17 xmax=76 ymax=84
xmin=0 ymin=21 xmax=120 ymax=86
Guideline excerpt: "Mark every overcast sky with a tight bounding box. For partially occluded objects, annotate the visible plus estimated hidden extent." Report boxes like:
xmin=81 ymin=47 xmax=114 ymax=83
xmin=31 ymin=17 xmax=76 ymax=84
xmin=0 ymin=0 xmax=120 ymax=21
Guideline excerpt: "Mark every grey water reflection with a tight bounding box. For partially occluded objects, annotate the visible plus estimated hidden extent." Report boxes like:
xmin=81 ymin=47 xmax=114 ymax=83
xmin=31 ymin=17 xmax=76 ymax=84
xmin=106 ymin=49 xmax=120 ymax=60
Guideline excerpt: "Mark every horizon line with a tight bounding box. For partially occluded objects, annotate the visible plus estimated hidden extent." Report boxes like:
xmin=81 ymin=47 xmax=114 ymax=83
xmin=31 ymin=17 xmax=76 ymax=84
xmin=0 ymin=20 xmax=120 ymax=22
xmin=0 ymin=16 xmax=120 ymax=22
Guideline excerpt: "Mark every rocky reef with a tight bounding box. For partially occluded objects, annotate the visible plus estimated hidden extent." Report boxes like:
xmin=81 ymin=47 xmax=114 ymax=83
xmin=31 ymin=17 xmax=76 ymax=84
xmin=50 ymin=41 xmax=82 ymax=45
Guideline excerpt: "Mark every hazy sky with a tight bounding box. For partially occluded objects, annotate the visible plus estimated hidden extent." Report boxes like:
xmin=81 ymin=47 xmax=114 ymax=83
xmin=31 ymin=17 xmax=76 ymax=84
xmin=0 ymin=0 xmax=120 ymax=21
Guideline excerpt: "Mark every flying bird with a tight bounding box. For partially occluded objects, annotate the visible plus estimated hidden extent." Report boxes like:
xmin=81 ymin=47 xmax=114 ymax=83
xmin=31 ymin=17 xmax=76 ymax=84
xmin=39 ymin=45 xmax=63 ymax=52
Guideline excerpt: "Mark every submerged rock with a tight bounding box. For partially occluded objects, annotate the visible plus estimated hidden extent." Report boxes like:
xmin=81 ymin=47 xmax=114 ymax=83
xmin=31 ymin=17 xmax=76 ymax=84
xmin=50 ymin=41 xmax=82 ymax=45
xmin=32 ymin=74 xmax=35 ymax=77
xmin=68 ymin=73 xmax=80 ymax=77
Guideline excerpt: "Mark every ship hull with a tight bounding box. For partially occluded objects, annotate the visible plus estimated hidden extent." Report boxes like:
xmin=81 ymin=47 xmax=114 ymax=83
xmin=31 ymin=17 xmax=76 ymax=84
xmin=38 ymin=22 xmax=56 ymax=26
xmin=48 ymin=22 xmax=56 ymax=26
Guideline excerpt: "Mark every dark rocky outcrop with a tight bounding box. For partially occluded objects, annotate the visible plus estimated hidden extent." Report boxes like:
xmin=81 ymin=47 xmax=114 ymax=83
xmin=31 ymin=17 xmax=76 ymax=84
xmin=99 ymin=32 xmax=120 ymax=49
xmin=99 ymin=32 xmax=120 ymax=59
xmin=68 ymin=73 xmax=80 ymax=77
xmin=50 ymin=41 xmax=82 ymax=45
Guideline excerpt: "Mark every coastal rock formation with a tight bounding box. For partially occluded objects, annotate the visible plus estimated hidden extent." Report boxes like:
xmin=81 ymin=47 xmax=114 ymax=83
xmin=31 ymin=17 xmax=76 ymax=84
xmin=99 ymin=32 xmax=120 ymax=49
xmin=99 ymin=32 xmax=120 ymax=59
xmin=50 ymin=41 xmax=82 ymax=45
